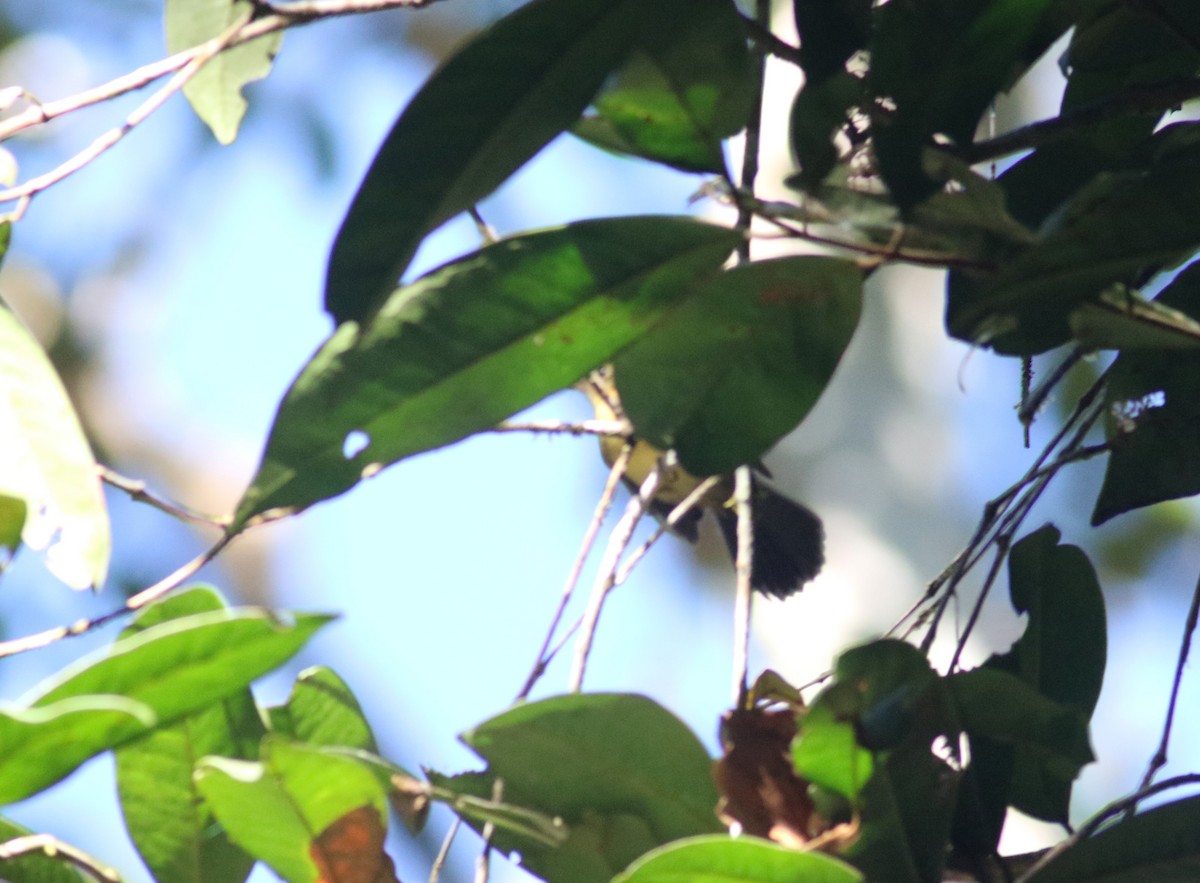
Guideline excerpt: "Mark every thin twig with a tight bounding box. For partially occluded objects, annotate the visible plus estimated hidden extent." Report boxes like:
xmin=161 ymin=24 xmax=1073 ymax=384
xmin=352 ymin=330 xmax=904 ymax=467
xmin=961 ymin=77 xmax=1200 ymax=165
xmin=0 ymin=531 xmax=234 ymax=659
xmin=1015 ymin=774 xmax=1200 ymax=883
xmin=913 ymin=375 xmax=1108 ymax=652
xmin=731 ymin=466 xmax=754 ymax=707
xmin=734 ymin=0 xmax=771 ymax=261
xmin=568 ymin=456 xmax=665 ymax=692
xmin=1018 ymin=345 xmax=1087 ymax=428
xmin=0 ymin=0 xmax=441 ymax=209
xmin=516 ymin=442 xmax=633 ymax=700
xmin=468 ymin=205 xmax=498 ymax=244
xmin=491 ymin=418 xmax=628 ymax=437
xmin=473 ymin=779 xmax=504 ymax=883
xmin=1136 ymin=566 xmax=1200 ymax=793
xmin=99 ymin=466 xmax=230 ymax=528
xmin=427 ymin=816 xmax=461 ymax=883
xmin=0 ymin=834 xmax=120 ymax=882
xmin=612 ymin=475 xmax=723 ymax=586
xmin=0 ymin=13 xmax=252 ymax=215
xmin=739 ymin=14 xmax=804 ymax=68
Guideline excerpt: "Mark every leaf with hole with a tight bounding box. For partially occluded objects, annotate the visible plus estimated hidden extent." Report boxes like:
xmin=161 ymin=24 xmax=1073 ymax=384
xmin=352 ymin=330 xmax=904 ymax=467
xmin=235 ymin=216 xmax=738 ymax=528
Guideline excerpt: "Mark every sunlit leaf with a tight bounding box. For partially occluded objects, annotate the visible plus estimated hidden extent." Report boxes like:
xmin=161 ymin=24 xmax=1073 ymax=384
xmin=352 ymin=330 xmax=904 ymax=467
xmin=615 ymin=835 xmax=863 ymax=883
xmin=116 ymin=588 xmax=261 ymax=883
xmin=165 ymin=0 xmax=280 ymax=144
xmin=235 ymin=217 xmax=738 ymax=528
xmin=0 ymin=302 xmax=108 ymax=589
xmin=0 ymin=608 xmax=331 ymax=805
xmin=197 ymin=738 xmax=393 ymax=883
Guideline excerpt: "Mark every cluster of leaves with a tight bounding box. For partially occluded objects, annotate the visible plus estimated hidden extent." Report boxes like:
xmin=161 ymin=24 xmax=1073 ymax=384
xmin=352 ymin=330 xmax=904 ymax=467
xmin=4 ymin=0 xmax=1200 ymax=880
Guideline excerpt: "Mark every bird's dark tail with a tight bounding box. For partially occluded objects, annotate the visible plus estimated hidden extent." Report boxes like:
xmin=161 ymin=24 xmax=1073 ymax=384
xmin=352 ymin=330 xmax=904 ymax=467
xmin=715 ymin=479 xmax=824 ymax=599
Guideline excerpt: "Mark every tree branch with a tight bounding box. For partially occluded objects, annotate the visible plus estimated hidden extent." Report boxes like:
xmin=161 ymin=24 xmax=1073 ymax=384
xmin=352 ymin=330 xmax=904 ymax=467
xmin=961 ymin=77 xmax=1200 ymax=165
xmin=0 ymin=0 xmax=442 ymax=211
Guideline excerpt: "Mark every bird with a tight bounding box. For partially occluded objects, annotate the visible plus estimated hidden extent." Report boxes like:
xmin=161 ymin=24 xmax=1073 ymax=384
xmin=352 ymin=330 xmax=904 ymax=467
xmin=576 ymin=366 xmax=824 ymax=598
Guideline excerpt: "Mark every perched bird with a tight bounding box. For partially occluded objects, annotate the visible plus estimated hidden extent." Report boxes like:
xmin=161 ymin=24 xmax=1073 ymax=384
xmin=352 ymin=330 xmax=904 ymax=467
xmin=577 ymin=367 xmax=824 ymax=598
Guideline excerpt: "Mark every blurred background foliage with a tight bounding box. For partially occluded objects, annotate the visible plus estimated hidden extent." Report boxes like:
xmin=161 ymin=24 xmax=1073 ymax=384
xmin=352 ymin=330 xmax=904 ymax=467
xmin=0 ymin=2 xmax=1195 ymax=881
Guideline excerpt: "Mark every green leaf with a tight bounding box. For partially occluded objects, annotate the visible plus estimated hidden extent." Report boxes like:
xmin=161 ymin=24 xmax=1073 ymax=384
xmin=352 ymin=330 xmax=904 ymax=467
xmin=325 ymin=0 xmax=649 ymax=324
xmin=196 ymin=737 xmax=391 ymax=883
xmin=0 ymin=302 xmax=109 ymax=589
xmin=948 ymin=668 xmax=1093 ymax=797
xmin=614 ymin=255 xmax=862 ymax=476
xmin=235 ymin=216 xmax=738 ymax=528
xmin=952 ymin=526 xmax=1104 ymax=850
xmin=792 ymin=0 xmax=871 ymax=84
xmin=0 ymin=814 xmax=90 ymax=882
xmin=0 ymin=607 xmax=331 ymax=805
xmin=575 ymin=0 xmax=752 ymax=174
xmin=269 ymin=666 xmax=377 ymax=751
xmin=574 ymin=61 xmax=726 ymax=174
xmin=0 ymin=492 xmax=25 ymax=558
xmin=615 ymin=834 xmax=863 ymax=883
xmin=1070 ymin=285 xmax=1200 ymax=350
xmin=165 ymin=0 xmax=280 ymax=144
xmin=1094 ymin=263 xmax=1200 ymax=523
xmin=869 ymin=0 xmax=1053 ymax=207
xmin=947 ymin=138 xmax=1200 ymax=354
xmin=825 ymin=641 xmax=959 ymax=883
xmin=1025 ymin=795 xmax=1200 ymax=883
xmin=436 ymin=693 xmax=722 ymax=883
xmin=116 ymin=588 xmax=262 ymax=883
xmin=792 ymin=683 xmax=874 ymax=802
xmin=788 ymin=72 xmax=863 ymax=191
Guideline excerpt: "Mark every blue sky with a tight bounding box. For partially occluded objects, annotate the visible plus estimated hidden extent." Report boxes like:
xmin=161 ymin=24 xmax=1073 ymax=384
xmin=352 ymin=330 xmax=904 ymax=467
xmin=1 ymin=3 xmax=1198 ymax=882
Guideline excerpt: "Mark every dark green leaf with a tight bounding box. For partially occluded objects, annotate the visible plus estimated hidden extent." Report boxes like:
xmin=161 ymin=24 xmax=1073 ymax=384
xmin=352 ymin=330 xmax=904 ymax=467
xmin=947 ymin=140 xmax=1200 ymax=353
xmin=792 ymin=0 xmax=871 ymax=84
xmin=788 ymin=72 xmax=862 ymax=191
xmin=948 ymin=668 xmax=1093 ymax=794
xmin=1095 ymin=264 xmax=1200 ymax=522
xmin=952 ymin=526 xmax=1103 ymax=854
xmin=325 ymin=0 xmax=647 ymax=323
xmin=437 ymin=693 xmax=722 ymax=883
xmin=196 ymin=737 xmax=391 ymax=883
xmin=614 ymin=256 xmax=862 ymax=476
xmin=615 ymin=834 xmax=863 ymax=883
xmin=0 ymin=814 xmax=89 ymax=882
xmin=235 ymin=217 xmax=738 ymax=528
xmin=1025 ymin=795 xmax=1200 ymax=883
xmin=823 ymin=641 xmax=959 ymax=883
xmin=869 ymin=0 xmax=1053 ymax=207
xmin=165 ymin=0 xmax=280 ymax=144
xmin=0 ymin=301 xmax=109 ymax=590
xmin=0 ymin=608 xmax=331 ymax=805
xmin=116 ymin=588 xmax=261 ymax=883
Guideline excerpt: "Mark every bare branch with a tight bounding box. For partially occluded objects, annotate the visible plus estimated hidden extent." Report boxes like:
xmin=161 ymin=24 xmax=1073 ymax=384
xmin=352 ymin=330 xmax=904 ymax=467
xmin=0 ymin=531 xmax=233 ymax=659
xmin=0 ymin=834 xmax=120 ymax=882
xmin=99 ymin=466 xmax=230 ymax=528
xmin=0 ymin=0 xmax=442 ymax=211
xmin=517 ymin=442 xmax=633 ymax=700
xmin=568 ymin=454 xmax=665 ymax=692
xmin=731 ymin=465 xmax=753 ymax=706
